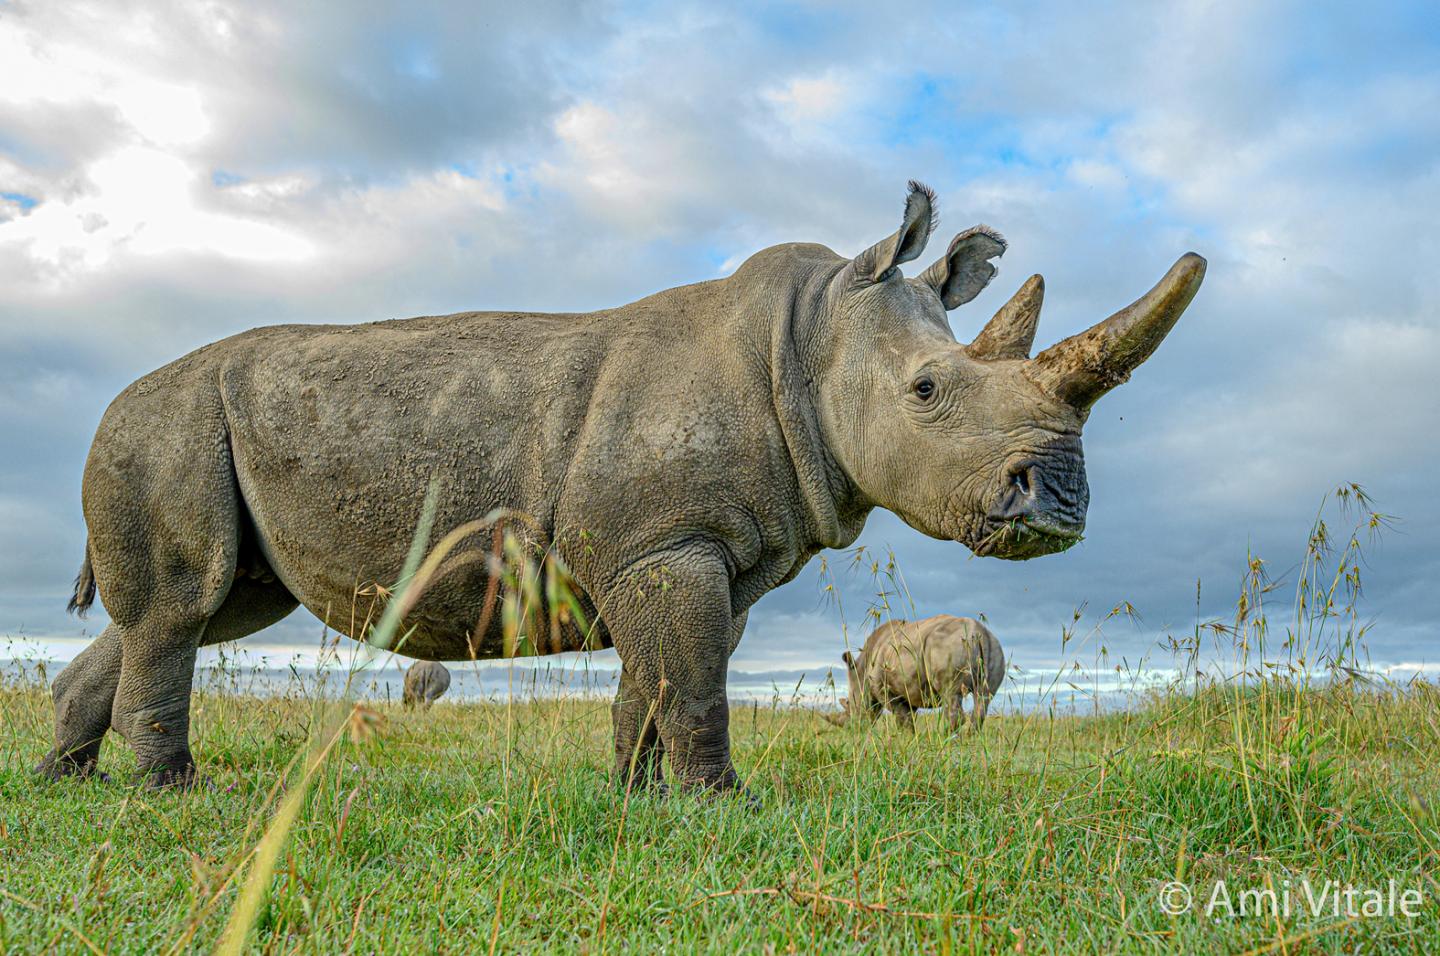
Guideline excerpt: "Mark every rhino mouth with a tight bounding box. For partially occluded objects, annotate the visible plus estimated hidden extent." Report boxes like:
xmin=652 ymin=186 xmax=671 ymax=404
xmin=973 ymin=516 xmax=1083 ymax=560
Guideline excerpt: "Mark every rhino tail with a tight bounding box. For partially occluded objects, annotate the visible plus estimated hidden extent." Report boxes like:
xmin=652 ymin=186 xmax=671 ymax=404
xmin=66 ymin=542 xmax=97 ymax=617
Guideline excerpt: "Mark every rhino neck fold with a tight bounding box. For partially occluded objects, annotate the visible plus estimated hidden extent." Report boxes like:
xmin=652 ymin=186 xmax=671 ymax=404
xmin=768 ymin=269 xmax=871 ymax=551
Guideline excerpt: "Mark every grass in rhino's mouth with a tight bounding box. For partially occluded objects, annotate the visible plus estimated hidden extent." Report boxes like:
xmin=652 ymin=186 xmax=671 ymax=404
xmin=974 ymin=517 xmax=1084 ymax=557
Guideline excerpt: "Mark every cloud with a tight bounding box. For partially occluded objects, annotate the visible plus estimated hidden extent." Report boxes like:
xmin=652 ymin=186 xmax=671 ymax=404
xmin=1 ymin=0 xmax=1437 ymax=674
xmin=763 ymin=72 xmax=852 ymax=126
xmin=2 ymin=146 xmax=316 ymax=277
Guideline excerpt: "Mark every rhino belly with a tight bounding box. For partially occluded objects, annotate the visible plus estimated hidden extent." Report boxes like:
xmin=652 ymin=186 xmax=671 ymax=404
xmin=230 ymin=499 xmax=609 ymax=662
xmin=228 ymin=469 xmax=608 ymax=661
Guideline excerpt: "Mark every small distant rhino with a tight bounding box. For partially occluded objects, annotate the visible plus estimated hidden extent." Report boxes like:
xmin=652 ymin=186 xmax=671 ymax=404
xmin=834 ymin=615 xmax=1005 ymax=733
xmin=403 ymin=661 xmax=451 ymax=708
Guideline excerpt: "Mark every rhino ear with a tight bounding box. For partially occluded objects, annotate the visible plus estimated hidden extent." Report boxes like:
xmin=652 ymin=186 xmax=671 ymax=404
xmin=841 ymin=650 xmax=854 ymax=666
xmin=919 ymin=226 xmax=1007 ymax=309
xmin=851 ymin=181 xmax=937 ymax=283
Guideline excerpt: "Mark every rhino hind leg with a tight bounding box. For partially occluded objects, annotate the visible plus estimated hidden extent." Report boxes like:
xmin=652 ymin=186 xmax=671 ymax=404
xmin=970 ymin=685 xmax=992 ymax=733
xmin=945 ymin=692 xmax=966 ymax=735
xmin=107 ymin=617 xmax=208 ymax=788
xmin=106 ymin=572 xmax=299 ymax=789
xmin=71 ymin=385 xmax=256 ymax=789
xmin=37 ymin=571 xmax=296 ymax=784
xmin=36 ymin=625 xmax=124 ymax=780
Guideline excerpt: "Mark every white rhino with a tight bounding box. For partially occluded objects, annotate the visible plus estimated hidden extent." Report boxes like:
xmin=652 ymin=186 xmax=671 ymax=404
xmin=37 ymin=182 xmax=1203 ymax=793
xmin=402 ymin=660 xmax=451 ymax=708
xmin=836 ymin=615 xmax=1005 ymax=733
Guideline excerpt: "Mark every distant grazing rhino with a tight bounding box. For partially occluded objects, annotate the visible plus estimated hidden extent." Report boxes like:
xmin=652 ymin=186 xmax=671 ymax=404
xmin=38 ymin=182 xmax=1203 ymax=793
xmin=403 ymin=661 xmax=451 ymax=708
xmin=834 ymin=615 xmax=1005 ymax=733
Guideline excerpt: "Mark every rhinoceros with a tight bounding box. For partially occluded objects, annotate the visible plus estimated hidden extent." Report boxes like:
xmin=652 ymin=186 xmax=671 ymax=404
xmin=834 ymin=615 xmax=1005 ymax=733
xmin=37 ymin=182 xmax=1203 ymax=793
xmin=402 ymin=660 xmax=451 ymax=708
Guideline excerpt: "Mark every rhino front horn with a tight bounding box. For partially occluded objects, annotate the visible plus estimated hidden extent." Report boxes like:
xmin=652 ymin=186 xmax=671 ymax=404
xmin=1026 ymin=253 xmax=1206 ymax=411
xmin=968 ymin=274 xmax=1044 ymax=361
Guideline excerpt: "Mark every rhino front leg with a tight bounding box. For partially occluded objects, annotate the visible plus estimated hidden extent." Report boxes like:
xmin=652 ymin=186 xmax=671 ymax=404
xmin=612 ymin=666 xmax=664 ymax=792
xmin=36 ymin=626 xmax=124 ymax=780
xmin=602 ymin=548 xmax=739 ymax=794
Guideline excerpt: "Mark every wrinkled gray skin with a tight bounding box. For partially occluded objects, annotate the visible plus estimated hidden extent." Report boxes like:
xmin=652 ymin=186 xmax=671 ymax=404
xmin=835 ymin=616 xmax=1005 ymax=734
xmin=36 ymin=182 xmax=1204 ymax=793
xmin=402 ymin=661 xmax=451 ymax=708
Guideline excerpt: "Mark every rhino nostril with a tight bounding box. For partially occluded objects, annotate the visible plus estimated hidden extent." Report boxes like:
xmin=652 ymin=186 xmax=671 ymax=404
xmin=1010 ymin=465 xmax=1034 ymax=497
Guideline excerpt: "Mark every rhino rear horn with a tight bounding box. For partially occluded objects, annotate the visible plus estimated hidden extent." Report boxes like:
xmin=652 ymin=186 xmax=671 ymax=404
xmin=968 ymin=274 xmax=1043 ymax=360
xmin=1027 ymin=253 xmax=1206 ymax=411
xmin=851 ymin=181 xmax=937 ymax=283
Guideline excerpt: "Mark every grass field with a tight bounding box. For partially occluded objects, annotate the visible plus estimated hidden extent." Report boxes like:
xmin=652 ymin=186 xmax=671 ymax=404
xmin=2 ymin=488 xmax=1435 ymax=953
xmin=2 ymin=674 xmax=1438 ymax=954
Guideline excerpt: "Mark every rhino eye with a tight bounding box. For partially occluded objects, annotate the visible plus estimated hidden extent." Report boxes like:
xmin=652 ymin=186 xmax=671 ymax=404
xmin=911 ymin=376 xmax=936 ymax=402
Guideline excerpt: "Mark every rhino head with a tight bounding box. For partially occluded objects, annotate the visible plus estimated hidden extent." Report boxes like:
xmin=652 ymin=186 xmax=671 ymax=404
xmin=812 ymin=183 xmax=1205 ymax=560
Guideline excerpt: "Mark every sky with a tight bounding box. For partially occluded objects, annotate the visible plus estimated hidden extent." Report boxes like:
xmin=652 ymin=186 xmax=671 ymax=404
xmin=1 ymin=0 xmax=1437 ymax=677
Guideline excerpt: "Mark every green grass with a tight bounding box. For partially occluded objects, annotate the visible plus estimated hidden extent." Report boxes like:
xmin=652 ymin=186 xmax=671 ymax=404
xmin=2 ymin=677 xmax=1438 ymax=953
xmin=4 ymin=485 xmax=1433 ymax=953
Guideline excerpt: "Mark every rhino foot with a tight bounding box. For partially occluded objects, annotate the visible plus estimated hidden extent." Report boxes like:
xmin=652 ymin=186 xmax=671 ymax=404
xmin=687 ymin=780 xmax=760 ymax=811
xmin=135 ymin=759 xmax=206 ymax=792
xmin=35 ymin=748 xmax=109 ymax=783
xmin=731 ymin=785 xmax=762 ymax=812
xmin=619 ymin=778 xmax=671 ymax=800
